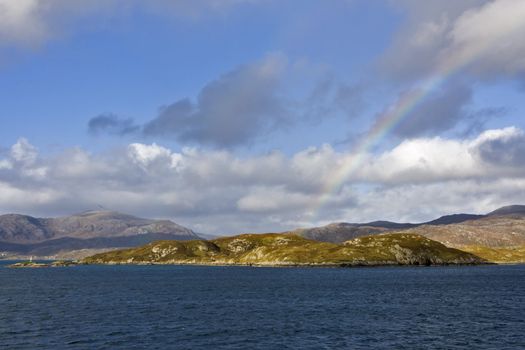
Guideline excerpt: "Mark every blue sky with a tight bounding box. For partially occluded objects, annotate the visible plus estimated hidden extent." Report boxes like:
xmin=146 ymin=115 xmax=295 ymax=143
xmin=1 ymin=0 xmax=525 ymax=234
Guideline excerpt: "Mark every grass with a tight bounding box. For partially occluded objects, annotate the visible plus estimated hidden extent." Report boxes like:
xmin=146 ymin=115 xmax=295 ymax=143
xmin=461 ymin=245 xmax=525 ymax=264
xmin=82 ymin=232 xmax=485 ymax=267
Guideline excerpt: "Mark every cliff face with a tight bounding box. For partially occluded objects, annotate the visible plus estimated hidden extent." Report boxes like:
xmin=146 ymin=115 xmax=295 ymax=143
xmin=82 ymin=233 xmax=485 ymax=267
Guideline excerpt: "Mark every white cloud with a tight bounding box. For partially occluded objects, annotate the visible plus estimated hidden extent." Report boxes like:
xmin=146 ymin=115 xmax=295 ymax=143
xmin=446 ymin=0 xmax=525 ymax=76
xmin=0 ymin=128 xmax=524 ymax=233
xmin=128 ymin=143 xmax=182 ymax=170
xmin=0 ymin=159 xmax=12 ymax=170
xmin=384 ymin=0 xmax=525 ymax=80
xmin=10 ymin=138 xmax=38 ymax=164
xmin=0 ymin=0 xmax=47 ymax=45
xmin=0 ymin=0 xmax=264 ymax=47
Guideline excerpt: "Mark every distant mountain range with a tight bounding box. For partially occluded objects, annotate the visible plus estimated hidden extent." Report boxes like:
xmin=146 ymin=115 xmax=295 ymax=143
xmin=81 ymin=204 xmax=525 ymax=267
xmin=293 ymin=205 xmax=525 ymax=247
xmin=2 ymin=205 xmax=525 ymax=262
xmin=0 ymin=210 xmax=199 ymax=258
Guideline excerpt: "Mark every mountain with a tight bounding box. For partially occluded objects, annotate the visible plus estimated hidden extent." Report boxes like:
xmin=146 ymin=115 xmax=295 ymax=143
xmin=293 ymin=217 xmax=475 ymax=244
xmin=82 ymin=232 xmax=485 ymax=267
xmin=0 ymin=210 xmax=199 ymax=257
xmin=399 ymin=214 xmax=525 ymax=248
xmin=289 ymin=205 xmax=525 ymax=263
xmin=422 ymin=213 xmax=485 ymax=226
xmin=487 ymin=205 xmax=525 ymax=216
xmin=0 ymin=214 xmax=54 ymax=243
xmin=360 ymin=221 xmax=418 ymax=229
xmin=294 ymin=206 xmax=522 ymax=244
xmin=291 ymin=223 xmax=389 ymax=243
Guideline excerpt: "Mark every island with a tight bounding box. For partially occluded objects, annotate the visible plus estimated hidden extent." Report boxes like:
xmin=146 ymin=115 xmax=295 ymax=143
xmin=82 ymin=233 xmax=486 ymax=267
xmin=8 ymin=260 xmax=79 ymax=268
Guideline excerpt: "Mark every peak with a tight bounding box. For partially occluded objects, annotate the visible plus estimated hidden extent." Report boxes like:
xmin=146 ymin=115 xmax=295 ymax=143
xmin=488 ymin=205 xmax=525 ymax=216
xmin=424 ymin=213 xmax=485 ymax=225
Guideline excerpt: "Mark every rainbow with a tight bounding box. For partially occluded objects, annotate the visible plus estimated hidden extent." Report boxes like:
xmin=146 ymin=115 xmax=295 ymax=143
xmin=308 ymin=54 xmax=473 ymax=220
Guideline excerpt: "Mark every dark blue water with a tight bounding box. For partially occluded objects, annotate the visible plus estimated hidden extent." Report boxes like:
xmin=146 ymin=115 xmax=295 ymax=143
xmin=1 ymin=263 xmax=524 ymax=349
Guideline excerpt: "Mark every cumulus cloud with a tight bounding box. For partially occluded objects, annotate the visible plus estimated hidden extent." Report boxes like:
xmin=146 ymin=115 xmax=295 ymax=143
xmin=1 ymin=127 xmax=524 ymax=233
xmin=142 ymin=54 xmax=289 ymax=147
xmin=383 ymin=0 xmax=525 ymax=80
xmin=89 ymin=55 xmax=364 ymax=148
xmin=359 ymin=126 xmax=525 ymax=184
xmin=90 ymin=54 xmax=294 ymax=148
xmin=472 ymin=127 xmax=525 ymax=167
xmin=128 ymin=142 xmax=182 ymax=170
xmin=10 ymin=138 xmax=38 ymax=165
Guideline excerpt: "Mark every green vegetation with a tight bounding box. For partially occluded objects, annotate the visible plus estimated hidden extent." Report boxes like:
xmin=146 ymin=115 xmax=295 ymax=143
xmin=462 ymin=246 xmax=525 ymax=264
xmin=82 ymin=233 xmax=486 ymax=267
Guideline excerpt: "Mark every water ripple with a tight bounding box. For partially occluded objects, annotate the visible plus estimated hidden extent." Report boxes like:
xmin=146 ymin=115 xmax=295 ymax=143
xmin=0 ymin=263 xmax=524 ymax=349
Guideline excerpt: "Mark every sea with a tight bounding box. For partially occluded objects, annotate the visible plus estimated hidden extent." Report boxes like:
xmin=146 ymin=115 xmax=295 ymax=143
xmin=0 ymin=262 xmax=524 ymax=349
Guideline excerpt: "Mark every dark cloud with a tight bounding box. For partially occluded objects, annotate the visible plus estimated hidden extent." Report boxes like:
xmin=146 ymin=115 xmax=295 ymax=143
xmin=88 ymin=114 xmax=140 ymax=136
xmin=391 ymin=83 xmax=472 ymax=138
xmin=475 ymin=129 xmax=525 ymax=166
xmin=87 ymin=55 xmax=366 ymax=148
xmin=143 ymin=55 xmax=289 ymax=148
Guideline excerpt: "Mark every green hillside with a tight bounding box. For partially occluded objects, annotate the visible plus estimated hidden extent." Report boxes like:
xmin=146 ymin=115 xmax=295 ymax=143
xmin=83 ymin=233 xmax=485 ymax=267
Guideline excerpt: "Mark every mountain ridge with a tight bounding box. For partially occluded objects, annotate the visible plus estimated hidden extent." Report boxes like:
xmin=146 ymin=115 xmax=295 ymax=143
xmin=0 ymin=210 xmax=199 ymax=257
xmin=295 ymin=205 xmax=525 ymax=244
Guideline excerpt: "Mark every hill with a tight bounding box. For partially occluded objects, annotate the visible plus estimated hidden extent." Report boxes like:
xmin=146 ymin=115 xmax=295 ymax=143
xmin=0 ymin=210 xmax=199 ymax=258
xmin=294 ymin=211 xmax=487 ymax=244
xmin=82 ymin=232 xmax=485 ymax=267
xmin=397 ymin=215 xmax=525 ymax=248
xmin=487 ymin=205 xmax=525 ymax=216
xmin=290 ymin=223 xmax=389 ymax=243
xmin=295 ymin=205 xmax=525 ymax=244
xmin=291 ymin=205 xmax=525 ymax=263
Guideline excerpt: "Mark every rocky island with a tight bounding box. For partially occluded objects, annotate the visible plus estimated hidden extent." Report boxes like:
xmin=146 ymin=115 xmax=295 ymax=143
xmin=82 ymin=232 xmax=486 ymax=267
xmin=8 ymin=260 xmax=78 ymax=268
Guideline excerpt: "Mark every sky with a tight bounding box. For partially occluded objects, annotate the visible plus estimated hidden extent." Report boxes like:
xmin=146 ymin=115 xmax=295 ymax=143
xmin=1 ymin=0 xmax=525 ymax=235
